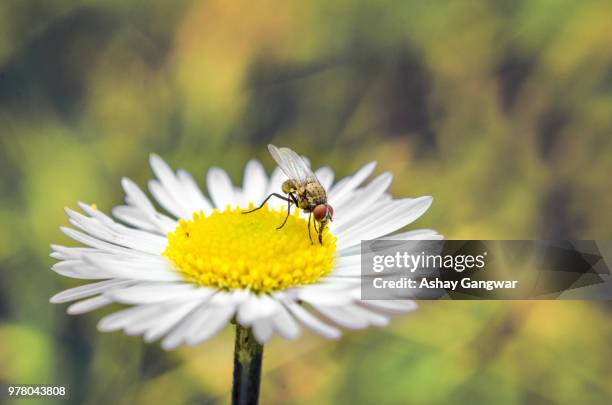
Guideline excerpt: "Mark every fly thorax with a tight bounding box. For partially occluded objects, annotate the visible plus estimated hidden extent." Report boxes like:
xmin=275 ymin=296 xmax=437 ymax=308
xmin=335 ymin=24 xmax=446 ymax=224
xmin=305 ymin=182 xmax=327 ymax=205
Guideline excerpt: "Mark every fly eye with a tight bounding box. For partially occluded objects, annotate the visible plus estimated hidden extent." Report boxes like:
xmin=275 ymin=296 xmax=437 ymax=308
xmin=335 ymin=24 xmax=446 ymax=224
xmin=313 ymin=205 xmax=327 ymax=221
xmin=327 ymin=205 xmax=334 ymax=218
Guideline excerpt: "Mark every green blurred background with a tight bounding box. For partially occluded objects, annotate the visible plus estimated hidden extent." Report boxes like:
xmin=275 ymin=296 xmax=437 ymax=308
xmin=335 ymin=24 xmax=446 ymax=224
xmin=1 ymin=0 xmax=611 ymax=404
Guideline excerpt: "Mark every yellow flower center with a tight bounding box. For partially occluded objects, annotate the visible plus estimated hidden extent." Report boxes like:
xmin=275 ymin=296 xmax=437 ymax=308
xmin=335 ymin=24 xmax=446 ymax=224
xmin=163 ymin=205 xmax=336 ymax=293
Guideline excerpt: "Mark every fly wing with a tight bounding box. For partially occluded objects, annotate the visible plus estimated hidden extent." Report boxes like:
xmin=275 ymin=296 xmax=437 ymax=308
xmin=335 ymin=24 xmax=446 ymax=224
xmin=278 ymin=147 xmax=319 ymax=183
xmin=268 ymin=144 xmax=320 ymax=184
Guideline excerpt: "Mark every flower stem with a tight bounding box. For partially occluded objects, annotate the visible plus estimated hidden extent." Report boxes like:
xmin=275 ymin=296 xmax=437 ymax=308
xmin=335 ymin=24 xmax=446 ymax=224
xmin=232 ymin=324 xmax=264 ymax=405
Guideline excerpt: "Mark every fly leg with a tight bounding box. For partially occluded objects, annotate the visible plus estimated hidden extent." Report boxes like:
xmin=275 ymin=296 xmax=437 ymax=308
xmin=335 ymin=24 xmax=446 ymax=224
xmin=277 ymin=193 xmax=299 ymax=229
xmin=277 ymin=196 xmax=292 ymax=229
xmin=312 ymin=219 xmax=324 ymax=245
xmin=242 ymin=193 xmax=290 ymax=214
xmin=307 ymin=212 xmax=313 ymax=245
xmin=318 ymin=224 xmax=324 ymax=245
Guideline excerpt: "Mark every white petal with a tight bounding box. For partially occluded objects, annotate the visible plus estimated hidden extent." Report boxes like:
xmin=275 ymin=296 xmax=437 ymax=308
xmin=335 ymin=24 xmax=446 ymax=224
xmin=329 ymin=267 xmax=361 ymax=278
xmin=346 ymin=305 xmax=389 ymax=327
xmin=336 ymin=197 xmax=433 ymax=250
xmin=296 ymin=285 xmax=356 ymax=306
xmin=148 ymin=163 xmax=212 ymax=219
xmin=328 ymin=161 xmax=376 ymax=202
xmin=237 ymin=294 xmax=280 ymax=326
xmin=182 ymin=305 xmax=213 ymax=343
xmin=336 ymin=245 xmax=361 ymax=257
xmin=210 ymin=289 xmax=250 ymax=306
xmin=76 ymin=202 xmax=117 ymax=227
xmin=264 ymin=167 xmax=286 ymax=210
xmin=144 ymin=300 xmax=203 ymax=345
xmin=315 ymin=166 xmax=334 ymax=190
xmin=360 ymin=300 xmax=418 ymax=314
xmin=107 ymin=283 xmax=215 ymax=304
xmin=315 ymin=304 xmax=390 ymax=329
xmin=384 ymin=229 xmax=443 ymax=240
xmin=77 ymin=202 xmax=173 ymax=244
xmin=129 ymin=155 xmax=214 ymax=220
xmin=206 ymin=167 xmax=236 ymax=211
xmin=84 ymin=255 xmax=182 ymax=282
xmin=187 ymin=304 xmax=236 ymax=345
xmin=330 ymin=172 xmax=392 ymax=229
xmin=50 ymin=279 xmax=133 ymax=303
xmin=284 ymin=301 xmax=341 ymax=339
xmin=98 ymin=304 xmax=162 ymax=332
xmin=121 ymin=177 xmax=169 ymax=222
xmin=331 ymin=254 xmax=361 ymax=275
xmin=121 ymin=177 xmax=172 ymax=231
xmin=122 ymin=177 xmax=156 ymax=212
xmin=149 ymin=154 xmax=195 ymax=216
xmin=319 ymin=276 xmax=362 ymax=286
xmin=242 ymin=160 xmax=268 ymax=207
xmin=67 ymin=295 xmax=113 ymax=314
xmin=252 ymin=319 xmax=274 ymax=344
xmin=51 ymin=244 xmax=97 ymax=260
xmin=148 ymin=180 xmax=189 ymax=219
xmin=160 ymin=302 xmax=210 ymax=349
xmin=271 ymin=304 xmax=301 ymax=340
xmin=59 ymin=228 xmax=148 ymax=259
xmin=64 ymin=208 xmax=167 ymax=254
xmin=311 ymin=305 xmax=369 ymax=329
xmin=176 ymin=169 xmax=214 ymax=215
xmin=112 ymin=205 xmax=176 ymax=234
xmin=51 ymin=260 xmax=113 ymax=280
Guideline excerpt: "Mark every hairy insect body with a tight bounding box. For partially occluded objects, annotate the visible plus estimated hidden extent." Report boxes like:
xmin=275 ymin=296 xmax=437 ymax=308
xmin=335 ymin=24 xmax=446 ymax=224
xmin=283 ymin=180 xmax=326 ymax=212
xmin=304 ymin=182 xmax=327 ymax=209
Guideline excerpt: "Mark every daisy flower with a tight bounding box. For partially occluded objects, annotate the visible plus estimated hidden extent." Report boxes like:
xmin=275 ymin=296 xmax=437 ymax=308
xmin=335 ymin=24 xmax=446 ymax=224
xmin=50 ymin=147 xmax=441 ymax=351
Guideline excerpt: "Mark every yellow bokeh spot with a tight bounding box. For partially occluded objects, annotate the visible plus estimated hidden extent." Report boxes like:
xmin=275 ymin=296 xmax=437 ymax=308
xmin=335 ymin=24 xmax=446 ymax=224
xmin=163 ymin=205 xmax=336 ymax=293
